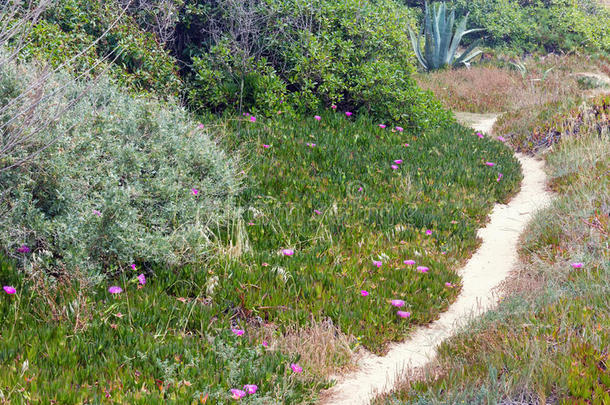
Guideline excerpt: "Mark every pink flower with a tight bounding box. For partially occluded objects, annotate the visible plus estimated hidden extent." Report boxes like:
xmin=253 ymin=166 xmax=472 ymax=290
xmin=394 ymin=159 xmax=403 ymax=164
xmin=391 ymin=164 xmax=399 ymax=170
xmin=445 ymin=282 xmax=453 ymax=288
xmin=3 ymin=286 xmax=16 ymax=294
xmin=130 ymin=264 xmax=136 ymax=271
xmin=282 ymin=249 xmax=294 ymax=256
xmin=248 ymin=222 xmax=255 ymax=226
xmin=262 ymin=340 xmax=269 ymax=347
xmin=404 ymin=143 xmax=410 ymax=147
xmin=306 ymin=143 xmax=316 ymax=147
xmin=262 ymin=144 xmax=271 ymax=149
xmin=379 ymin=124 xmax=386 ymax=129
xmin=243 ymin=384 xmax=258 ymax=394
xmin=391 ymin=299 xmax=405 ymax=307
xmin=198 ymin=123 xmax=205 ymax=129
xmin=416 ymin=266 xmax=429 ymax=273
xmin=477 ymin=132 xmax=484 ymax=139
xmin=92 ymin=210 xmax=102 ymax=217
xmin=360 ymin=290 xmax=369 ymax=297
xmin=497 ymin=136 xmax=506 ymax=142
xmin=314 ymin=115 xmax=321 ymax=121
xmin=230 ymin=389 xmax=246 ymax=399
xmin=397 ymin=311 xmax=411 ymax=318
xmin=232 ymin=328 xmax=245 ymax=336
xmin=250 ymin=116 xmax=256 ymax=122
xmin=138 ymin=273 xmax=146 ymax=285
xmin=331 ymin=105 xmax=337 ymax=110
xmin=571 ymin=262 xmax=584 ymax=269
xmin=425 ymin=229 xmax=432 ymax=235
xmin=395 ymin=126 xmax=404 ymax=132
xmin=17 ymin=245 xmax=30 ymax=253
xmin=345 ymin=111 xmax=352 ymax=117
xmin=372 ymin=260 xmax=382 ymax=268
xmin=108 ymin=286 xmax=123 ymax=294
xmin=290 ymin=363 xmax=303 ymax=373
xmin=358 ymin=187 xmax=363 ymax=192
xmin=314 ymin=209 xmax=322 ymax=215
xmin=191 ymin=188 xmax=199 ymax=196
xmin=403 ymin=259 xmax=416 ymax=265
xmin=497 ymin=173 xmax=503 ymax=182
xmin=485 ymin=162 xmax=495 ymax=167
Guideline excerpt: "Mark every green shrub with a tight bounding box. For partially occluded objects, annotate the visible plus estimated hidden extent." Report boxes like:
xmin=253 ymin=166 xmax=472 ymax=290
xmin=451 ymin=0 xmax=610 ymax=53
xmin=0 ymin=59 xmax=238 ymax=279
xmin=17 ymin=0 xmax=182 ymax=96
xmin=185 ymin=0 xmax=451 ymax=128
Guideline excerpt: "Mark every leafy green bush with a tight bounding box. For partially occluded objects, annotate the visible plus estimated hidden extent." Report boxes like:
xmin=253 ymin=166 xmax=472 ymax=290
xmin=0 ymin=59 xmax=238 ymax=279
xmin=452 ymin=0 xmax=610 ymax=53
xmin=185 ymin=0 xmax=451 ymax=128
xmin=17 ymin=0 xmax=182 ymax=95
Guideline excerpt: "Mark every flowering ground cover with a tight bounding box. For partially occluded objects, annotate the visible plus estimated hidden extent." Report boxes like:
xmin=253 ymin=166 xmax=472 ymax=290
xmin=0 ymin=111 xmax=521 ymax=403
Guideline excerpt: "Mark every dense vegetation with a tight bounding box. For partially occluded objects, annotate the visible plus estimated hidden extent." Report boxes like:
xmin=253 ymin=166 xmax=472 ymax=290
xmin=376 ymin=94 xmax=610 ymax=404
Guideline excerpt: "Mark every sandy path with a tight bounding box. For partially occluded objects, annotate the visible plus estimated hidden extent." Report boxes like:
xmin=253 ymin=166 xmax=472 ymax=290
xmin=319 ymin=114 xmax=552 ymax=405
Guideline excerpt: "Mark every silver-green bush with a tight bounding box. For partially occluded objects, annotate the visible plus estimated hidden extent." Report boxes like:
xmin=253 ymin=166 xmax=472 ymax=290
xmin=0 ymin=59 xmax=238 ymax=279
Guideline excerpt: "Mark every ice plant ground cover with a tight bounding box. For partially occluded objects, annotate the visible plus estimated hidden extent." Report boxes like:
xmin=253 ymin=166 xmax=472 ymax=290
xmin=0 ymin=111 xmax=521 ymax=403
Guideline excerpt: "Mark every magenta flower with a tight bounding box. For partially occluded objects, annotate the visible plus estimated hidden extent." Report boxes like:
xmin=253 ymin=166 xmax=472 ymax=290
xmin=391 ymin=299 xmax=405 ymax=307
xmin=397 ymin=311 xmax=411 ymax=318
xmin=497 ymin=173 xmax=503 ymax=182
xmin=425 ymin=229 xmax=432 ymax=235
xmin=248 ymin=222 xmax=255 ymax=226
xmin=130 ymin=264 xmax=136 ymax=271
xmin=314 ymin=209 xmax=322 ymax=215
xmin=345 ymin=111 xmax=353 ymax=117
xmin=372 ymin=260 xmax=382 ymax=268
xmin=232 ymin=328 xmax=245 ymax=336
xmin=92 ymin=209 xmax=102 ymax=217
xmin=416 ymin=266 xmax=429 ymax=273
xmin=571 ymin=262 xmax=584 ymax=269
xmin=231 ymin=389 xmax=246 ymax=399
xmin=477 ymin=132 xmax=484 ymax=139
xmin=497 ymin=136 xmax=506 ymax=142
xmin=16 ymin=245 xmax=30 ymax=253
xmin=282 ymin=249 xmax=294 ymax=256
xmin=395 ymin=126 xmax=404 ymax=132
xmin=250 ymin=116 xmax=256 ymax=122
xmin=331 ymin=105 xmax=337 ymax=110
xmin=404 ymin=143 xmax=410 ymax=147
xmin=3 ymin=286 xmax=16 ymax=295
xmin=108 ymin=286 xmax=123 ymax=294
xmin=485 ymin=162 xmax=495 ymax=167
xmin=360 ymin=290 xmax=369 ymax=297
xmin=403 ymin=259 xmax=416 ymax=265
xmin=262 ymin=340 xmax=269 ymax=347
xmin=191 ymin=188 xmax=199 ymax=196
xmin=262 ymin=144 xmax=271 ymax=149
xmin=138 ymin=274 xmax=146 ymax=285
xmin=306 ymin=143 xmax=316 ymax=147
xmin=394 ymin=159 xmax=403 ymax=164
xmin=358 ymin=186 xmax=363 ymax=192
xmin=379 ymin=124 xmax=386 ymax=129
xmin=198 ymin=123 xmax=205 ymax=129
xmin=243 ymin=384 xmax=258 ymax=394
xmin=391 ymin=164 xmax=399 ymax=170
xmin=314 ymin=115 xmax=321 ymax=121
xmin=291 ymin=363 xmax=303 ymax=373
xmin=445 ymin=282 xmax=453 ymax=288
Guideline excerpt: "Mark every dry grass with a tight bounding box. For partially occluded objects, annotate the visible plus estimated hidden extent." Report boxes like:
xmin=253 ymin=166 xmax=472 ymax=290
xmin=250 ymin=318 xmax=359 ymax=380
xmin=416 ymin=54 xmax=609 ymax=114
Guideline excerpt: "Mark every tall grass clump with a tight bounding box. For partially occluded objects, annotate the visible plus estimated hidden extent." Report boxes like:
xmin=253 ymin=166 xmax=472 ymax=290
xmin=0 ymin=57 xmax=238 ymax=280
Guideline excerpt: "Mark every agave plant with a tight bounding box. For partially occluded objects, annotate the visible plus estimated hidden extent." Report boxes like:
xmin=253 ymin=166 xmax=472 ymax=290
xmin=408 ymin=2 xmax=484 ymax=71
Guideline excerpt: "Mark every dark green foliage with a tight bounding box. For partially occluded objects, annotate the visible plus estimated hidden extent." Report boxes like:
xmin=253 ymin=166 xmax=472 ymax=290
xmin=18 ymin=0 xmax=182 ymax=95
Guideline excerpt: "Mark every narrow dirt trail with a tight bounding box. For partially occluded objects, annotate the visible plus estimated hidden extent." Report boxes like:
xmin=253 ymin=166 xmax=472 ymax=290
xmin=319 ymin=114 xmax=552 ymax=405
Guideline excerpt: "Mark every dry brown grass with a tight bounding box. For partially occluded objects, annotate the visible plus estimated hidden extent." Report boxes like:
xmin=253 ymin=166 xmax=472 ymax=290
xmin=250 ymin=318 xmax=359 ymax=380
xmin=415 ymin=54 xmax=609 ymax=114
